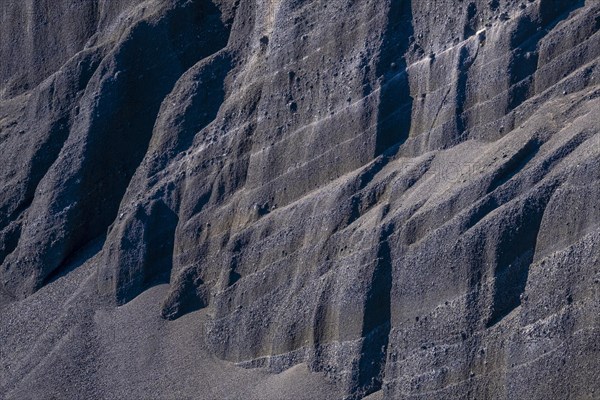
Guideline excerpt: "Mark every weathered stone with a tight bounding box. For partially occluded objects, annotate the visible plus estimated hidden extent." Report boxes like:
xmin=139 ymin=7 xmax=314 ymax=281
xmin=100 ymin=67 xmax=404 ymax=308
xmin=0 ymin=0 xmax=598 ymax=399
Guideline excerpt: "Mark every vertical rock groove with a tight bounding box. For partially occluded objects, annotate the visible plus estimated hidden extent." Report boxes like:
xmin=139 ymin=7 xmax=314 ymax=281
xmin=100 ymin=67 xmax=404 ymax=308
xmin=356 ymin=222 xmax=394 ymax=398
xmin=374 ymin=0 xmax=414 ymax=156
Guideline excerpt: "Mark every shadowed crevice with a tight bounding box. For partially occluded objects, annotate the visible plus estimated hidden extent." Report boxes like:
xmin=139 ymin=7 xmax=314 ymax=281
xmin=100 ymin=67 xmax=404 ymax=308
xmin=486 ymin=184 xmax=558 ymax=328
xmin=453 ymin=43 xmax=480 ymax=145
xmin=507 ymin=0 xmax=585 ymax=112
xmin=463 ymin=2 xmax=478 ymax=39
xmin=355 ymin=223 xmax=394 ymax=398
xmin=161 ymin=267 xmax=208 ymax=320
xmin=374 ymin=0 xmax=414 ymax=157
xmin=0 ymin=223 xmax=20 ymax=267
xmin=487 ymin=138 xmax=541 ymax=194
xmin=114 ymin=201 xmax=179 ymax=305
xmin=147 ymin=50 xmax=233 ymax=177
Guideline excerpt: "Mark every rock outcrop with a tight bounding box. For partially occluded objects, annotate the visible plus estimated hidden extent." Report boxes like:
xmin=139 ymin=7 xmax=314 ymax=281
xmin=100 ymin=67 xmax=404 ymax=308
xmin=1 ymin=0 xmax=599 ymax=398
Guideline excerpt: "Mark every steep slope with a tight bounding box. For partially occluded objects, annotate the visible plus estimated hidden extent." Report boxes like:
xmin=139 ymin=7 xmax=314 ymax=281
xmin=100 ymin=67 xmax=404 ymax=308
xmin=1 ymin=0 xmax=599 ymax=399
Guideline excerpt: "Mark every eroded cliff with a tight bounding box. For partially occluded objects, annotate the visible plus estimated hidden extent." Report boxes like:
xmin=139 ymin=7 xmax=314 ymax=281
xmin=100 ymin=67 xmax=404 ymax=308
xmin=1 ymin=0 xmax=599 ymax=399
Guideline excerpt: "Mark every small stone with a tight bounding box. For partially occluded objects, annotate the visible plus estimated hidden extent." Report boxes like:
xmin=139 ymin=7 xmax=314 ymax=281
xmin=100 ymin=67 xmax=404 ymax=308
xmin=519 ymin=293 xmax=528 ymax=302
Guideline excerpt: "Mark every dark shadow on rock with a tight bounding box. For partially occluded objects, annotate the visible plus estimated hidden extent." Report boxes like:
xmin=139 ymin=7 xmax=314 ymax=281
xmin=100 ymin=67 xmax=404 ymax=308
xmin=141 ymin=202 xmax=179 ymax=289
xmin=486 ymin=138 xmax=541 ymax=194
xmin=42 ymin=235 xmax=106 ymax=287
xmin=0 ymin=223 xmax=21 ymax=267
xmin=453 ymin=42 xmax=481 ymax=146
xmin=374 ymin=0 xmax=414 ymax=157
xmin=78 ymin=0 xmax=229 ymax=247
xmin=0 ymin=50 xmax=102 ymax=237
xmin=174 ymin=53 xmax=231 ymax=156
xmin=356 ymin=223 xmax=394 ymax=397
xmin=463 ymin=2 xmax=478 ymax=39
xmin=115 ymin=201 xmax=179 ymax=304
xmin=486 ymin=185 xmax=557 ymax=327
xmin=161 ymin=267 xmax=208 ymax=320
xmin=148 ymin=51 xmax=233 ymax=177
xmin=507 ymin=0 xmax=585 ymax=112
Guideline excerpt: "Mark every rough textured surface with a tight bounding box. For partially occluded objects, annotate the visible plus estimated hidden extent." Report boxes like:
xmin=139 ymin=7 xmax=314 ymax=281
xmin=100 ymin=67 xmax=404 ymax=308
xmin=1 ymin=0 xmax=599 ymax=398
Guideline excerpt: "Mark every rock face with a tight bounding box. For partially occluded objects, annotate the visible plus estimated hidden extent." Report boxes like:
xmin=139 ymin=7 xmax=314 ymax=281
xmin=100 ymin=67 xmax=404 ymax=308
xmin=1 ymin=0 xmax=599 ymax=399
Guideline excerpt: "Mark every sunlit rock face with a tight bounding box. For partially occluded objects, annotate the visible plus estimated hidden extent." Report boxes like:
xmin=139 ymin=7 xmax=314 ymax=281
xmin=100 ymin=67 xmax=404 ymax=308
xmin=1 ymin=0 xmax=599 ymax=398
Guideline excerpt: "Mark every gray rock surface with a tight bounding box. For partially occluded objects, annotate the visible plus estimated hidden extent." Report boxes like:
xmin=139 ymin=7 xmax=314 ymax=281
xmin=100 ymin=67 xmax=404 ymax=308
xmin=1 ymin=0 xmax=599 ymax=398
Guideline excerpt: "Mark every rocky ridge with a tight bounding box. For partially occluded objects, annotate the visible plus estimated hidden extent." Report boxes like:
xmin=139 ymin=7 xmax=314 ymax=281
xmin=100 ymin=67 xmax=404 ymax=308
xmin=1 ymin=0 xmax=599 ymax=399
